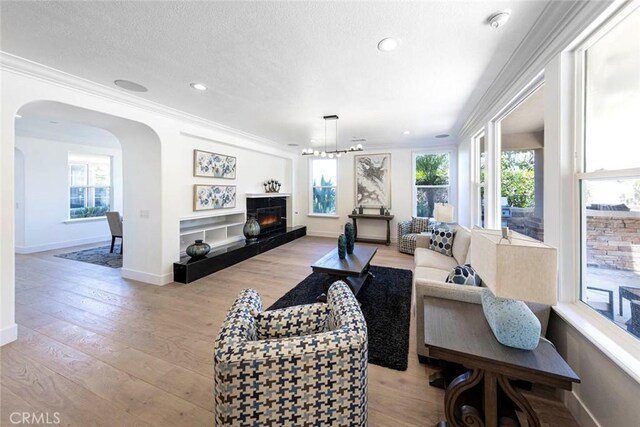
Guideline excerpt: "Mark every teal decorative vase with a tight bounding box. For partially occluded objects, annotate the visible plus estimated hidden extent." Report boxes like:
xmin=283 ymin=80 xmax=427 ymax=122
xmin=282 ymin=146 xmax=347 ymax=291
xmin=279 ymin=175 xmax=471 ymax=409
xmin=338 ymin=234 xmax=346 ymax=259
xmin=186 ymin=239 xmax=211 ymax=259
xmin=344 ymin=223 xmax=355 ymax=254
xmin=243 ymin=216 xmax=261 ymax=242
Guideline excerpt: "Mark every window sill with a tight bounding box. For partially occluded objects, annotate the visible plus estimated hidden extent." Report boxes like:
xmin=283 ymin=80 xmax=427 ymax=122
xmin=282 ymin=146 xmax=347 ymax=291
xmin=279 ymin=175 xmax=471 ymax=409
xmin=307 ymin=214 xmax=340 ymax=219
xmin=63 ymin=217 xmax=107 ymax=224
xmin=553 ymin=302 xmax=640 ymax=384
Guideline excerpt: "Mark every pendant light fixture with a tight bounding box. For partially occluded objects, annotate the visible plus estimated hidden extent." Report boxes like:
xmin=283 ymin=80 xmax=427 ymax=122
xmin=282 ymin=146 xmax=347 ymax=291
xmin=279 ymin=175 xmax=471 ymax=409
xmin=301 ymin=115 xmax=363 ymax=157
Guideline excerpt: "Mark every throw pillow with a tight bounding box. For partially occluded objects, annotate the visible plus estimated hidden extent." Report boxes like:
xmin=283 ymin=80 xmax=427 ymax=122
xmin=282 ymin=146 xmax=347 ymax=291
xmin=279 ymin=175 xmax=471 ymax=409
xmin=446 ymin=264 xmax=482 ymax=286
xmin=411 ymin=216 xmax=430 ymax=234
xmin=430 ymin=228 xmax=454 ymax=256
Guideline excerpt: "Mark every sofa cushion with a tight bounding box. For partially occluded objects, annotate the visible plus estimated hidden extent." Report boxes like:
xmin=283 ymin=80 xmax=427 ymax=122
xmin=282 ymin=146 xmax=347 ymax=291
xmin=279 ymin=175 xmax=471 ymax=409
xmin=414 ymin=248 xmax=459 ymax=271
xmin=446 ymin=264 xmax=482 ymax=286
xmin=414 ymin=266 xmax=450 ymax=283
xmin=452 ymin=226 xmax=471 ymax=264
xmin=430 ymin=228 xmax=454 ymax=256
xmin=411 ymin=216 xmax=430 ymax=234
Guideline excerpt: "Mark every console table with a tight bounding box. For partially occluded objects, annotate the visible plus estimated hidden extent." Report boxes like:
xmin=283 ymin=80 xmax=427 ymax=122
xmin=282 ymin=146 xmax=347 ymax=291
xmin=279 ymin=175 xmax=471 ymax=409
xmin=423 ymin=297 xmax=579 ymax=427
xmin=348 ymin=213 xmax=394 ymax=246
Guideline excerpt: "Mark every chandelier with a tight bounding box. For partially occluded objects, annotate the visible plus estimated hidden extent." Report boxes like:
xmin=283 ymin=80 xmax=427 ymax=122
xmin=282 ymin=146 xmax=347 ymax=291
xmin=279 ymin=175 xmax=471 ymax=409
xmin=301 ymin=115 xmax=363 ymax=157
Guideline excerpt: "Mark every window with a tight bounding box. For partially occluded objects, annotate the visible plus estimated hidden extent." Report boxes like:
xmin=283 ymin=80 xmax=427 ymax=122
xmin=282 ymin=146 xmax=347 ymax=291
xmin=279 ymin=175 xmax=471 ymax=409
xmin=414 ymin=152 xmax=450 ymax=217
xmin=578 ymin=6 xmax=640 ymax=340
xmin=68 ymin=153 xmax=112 ymax=219
xmin=311 ymin=158 xmax=337 ymax=215
xmin=473 ymin=132 xmax=486 ymax=227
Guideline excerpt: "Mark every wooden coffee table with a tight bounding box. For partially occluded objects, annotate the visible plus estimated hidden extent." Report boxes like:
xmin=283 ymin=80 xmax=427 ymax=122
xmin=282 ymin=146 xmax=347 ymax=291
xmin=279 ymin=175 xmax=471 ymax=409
xmin=311 ymin=245 xmax=377 ymax=299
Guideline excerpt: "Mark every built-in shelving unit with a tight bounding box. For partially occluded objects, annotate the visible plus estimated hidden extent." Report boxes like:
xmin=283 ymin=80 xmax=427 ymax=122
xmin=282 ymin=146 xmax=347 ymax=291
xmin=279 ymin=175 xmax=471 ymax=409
xmin=179 ymin=210 xmax=246 ymax=256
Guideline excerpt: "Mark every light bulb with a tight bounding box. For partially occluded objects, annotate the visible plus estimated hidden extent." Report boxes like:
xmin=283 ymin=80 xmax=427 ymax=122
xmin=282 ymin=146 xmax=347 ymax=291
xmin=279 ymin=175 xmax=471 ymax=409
xmin=356 ymin=144 xmax=363 ymax=150
xmin=301 ymin=148 xmax=307 ymax=154
xmin=320 ymin=151 xmax=326 ymax=158
xmin=336 ymin=152 xmax=342 ymax=158
xmin=350 ymin=146 xmax=356 ymax=151
xmin=313 ymin=150 xmax=319 ymax=156
xmin=328 ymin=153 xmax=334 ymax=158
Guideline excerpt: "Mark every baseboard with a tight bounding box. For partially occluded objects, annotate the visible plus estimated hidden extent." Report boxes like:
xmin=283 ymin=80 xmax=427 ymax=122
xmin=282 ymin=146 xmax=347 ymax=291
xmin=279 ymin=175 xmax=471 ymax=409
xmin=15 ymin=235 xmax=111 ymax=254
xmin=121 ymin=268 xmax=173 ymax=286
xmin=564 ymin=389 xmax=601 ymax=427
xmin=0 ymin=323 xmax=18 ymax=346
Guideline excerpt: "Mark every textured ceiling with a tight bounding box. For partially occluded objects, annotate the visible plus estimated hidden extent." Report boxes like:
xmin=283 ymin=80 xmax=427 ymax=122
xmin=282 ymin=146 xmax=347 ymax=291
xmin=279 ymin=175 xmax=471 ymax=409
xmin=1 ymin=1 xmax=550 ymax=149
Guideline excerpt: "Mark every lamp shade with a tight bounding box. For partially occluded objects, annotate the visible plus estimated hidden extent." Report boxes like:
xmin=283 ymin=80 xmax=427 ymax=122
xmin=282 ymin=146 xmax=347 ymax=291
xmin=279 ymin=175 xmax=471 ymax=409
xmin=434 ymin=203 xmax=454 ymax=223
xmin=470 ymin=228 xmax=558 ymax=305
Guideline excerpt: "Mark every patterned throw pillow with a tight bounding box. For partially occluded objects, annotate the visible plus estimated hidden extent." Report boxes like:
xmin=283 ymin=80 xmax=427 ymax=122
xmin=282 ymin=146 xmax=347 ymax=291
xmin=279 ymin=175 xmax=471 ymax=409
xmin=411 ymin=216 xmax=430 ymax=234
xmin=446 ymin=264 xmax=482 ymax=286
xmin=430 ymin=228 xmax=455 ymax=256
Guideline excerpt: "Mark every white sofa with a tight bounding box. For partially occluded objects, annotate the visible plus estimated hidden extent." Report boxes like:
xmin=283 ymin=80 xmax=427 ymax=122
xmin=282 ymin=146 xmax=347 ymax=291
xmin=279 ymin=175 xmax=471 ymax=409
xmin=413 ymin=225 xmax=550 ymax=361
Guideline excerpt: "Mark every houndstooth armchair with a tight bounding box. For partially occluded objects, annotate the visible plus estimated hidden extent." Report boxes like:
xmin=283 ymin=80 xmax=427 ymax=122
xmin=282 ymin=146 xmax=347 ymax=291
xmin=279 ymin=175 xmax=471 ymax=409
xmin=398 ymin=216 xmax=432 ymax=254
xmin=214 ymin=281 xmax=368 ymax=427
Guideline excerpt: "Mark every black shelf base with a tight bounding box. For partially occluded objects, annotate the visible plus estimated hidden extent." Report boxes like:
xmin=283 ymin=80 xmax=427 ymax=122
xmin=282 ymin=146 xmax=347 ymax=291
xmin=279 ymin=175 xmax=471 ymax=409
xmin=173 ymin=226 xmax=306 ymax=284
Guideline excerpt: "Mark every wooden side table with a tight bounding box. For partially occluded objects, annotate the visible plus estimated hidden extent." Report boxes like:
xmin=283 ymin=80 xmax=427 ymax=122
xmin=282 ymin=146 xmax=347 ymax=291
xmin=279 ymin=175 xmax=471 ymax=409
xmin=347 ymin=213 xmax=394 ymax=246
xmin=423 ymin=297 xmax=580 ymax=427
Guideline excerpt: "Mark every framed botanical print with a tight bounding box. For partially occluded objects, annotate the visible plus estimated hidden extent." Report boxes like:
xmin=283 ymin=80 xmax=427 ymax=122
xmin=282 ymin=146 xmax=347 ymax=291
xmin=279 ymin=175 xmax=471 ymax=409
xmin=193 ymin=149 xmax=237 ymax=179
xmin=193 ymin=185 xmax=237 ymax=211
xmin=354 ymin=153 xmax=391 ymax=209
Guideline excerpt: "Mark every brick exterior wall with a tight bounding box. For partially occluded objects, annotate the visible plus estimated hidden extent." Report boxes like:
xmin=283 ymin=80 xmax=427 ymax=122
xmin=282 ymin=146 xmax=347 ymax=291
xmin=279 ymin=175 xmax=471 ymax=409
xmin=586 ymin=211 xmax=640 ymax=271
xmin=504 ymin=207 xmax=544 ymax=242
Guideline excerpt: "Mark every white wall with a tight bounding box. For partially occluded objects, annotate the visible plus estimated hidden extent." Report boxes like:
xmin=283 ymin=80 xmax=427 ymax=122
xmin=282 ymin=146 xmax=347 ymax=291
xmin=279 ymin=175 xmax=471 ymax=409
xmin=14 ymin=148 xmax=25 ymax=248
xmin=298 ymin=146 xmax=457 ymax=241
xmin=14 ymin=135 xmax=123 ymax=253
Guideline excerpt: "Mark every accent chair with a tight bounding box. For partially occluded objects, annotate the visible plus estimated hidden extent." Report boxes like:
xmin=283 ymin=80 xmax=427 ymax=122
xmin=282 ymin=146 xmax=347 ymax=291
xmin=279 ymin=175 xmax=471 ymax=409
xmin=397 ymin=216 xmax=432 ymax=254
xmin=214 ymin=281 xmax=368 ymax=426
xmin=105 ymin=211 xmax=123 ymax=254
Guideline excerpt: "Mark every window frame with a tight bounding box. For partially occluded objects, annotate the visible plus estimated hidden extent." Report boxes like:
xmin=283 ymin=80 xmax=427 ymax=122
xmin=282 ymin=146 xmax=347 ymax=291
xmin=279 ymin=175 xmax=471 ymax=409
xmin=309 ymin=157 xmax=338 ymax=216
xmin=68 ymin=155 xmax=113 ymax=220
xmin=412 ymin=149 xmax=456 ymax=218
xmin=471 ymin=130 xmax=486 ymax=227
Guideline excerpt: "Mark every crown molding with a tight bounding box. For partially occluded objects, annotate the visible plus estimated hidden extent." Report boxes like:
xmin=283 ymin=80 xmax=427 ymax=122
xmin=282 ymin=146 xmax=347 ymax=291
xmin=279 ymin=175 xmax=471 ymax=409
xmin=0 ymin=52 xmax=286 ymax=151
xmin=458 ymin=0 xmax=614 ymax=140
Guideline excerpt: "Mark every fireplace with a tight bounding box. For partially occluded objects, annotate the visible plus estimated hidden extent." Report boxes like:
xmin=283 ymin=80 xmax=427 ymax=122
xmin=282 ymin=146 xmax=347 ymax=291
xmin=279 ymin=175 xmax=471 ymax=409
xmin=247 ymin=196 xmax=287 ymax=237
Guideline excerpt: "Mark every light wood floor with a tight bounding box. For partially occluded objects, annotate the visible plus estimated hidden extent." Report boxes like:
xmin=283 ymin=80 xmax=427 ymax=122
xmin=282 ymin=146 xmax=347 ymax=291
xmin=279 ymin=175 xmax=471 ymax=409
xmin=1 ymin=236 xmax=578 ymax=426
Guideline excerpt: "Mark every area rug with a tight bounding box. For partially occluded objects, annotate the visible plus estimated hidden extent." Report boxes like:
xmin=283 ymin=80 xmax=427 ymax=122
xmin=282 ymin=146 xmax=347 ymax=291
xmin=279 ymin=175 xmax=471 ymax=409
xmin=268 ymin=265 xmax=413 ymax=371
xmin=54 ymin=245 xmax=122 ymax=268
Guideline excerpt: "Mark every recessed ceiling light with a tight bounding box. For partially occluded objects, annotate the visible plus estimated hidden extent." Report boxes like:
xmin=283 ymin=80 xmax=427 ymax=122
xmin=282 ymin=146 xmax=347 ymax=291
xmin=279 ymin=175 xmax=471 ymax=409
xmin=435 ymin=134 xmax=450 ymax=139
xmin=402 ymin=130 xmax=410 ymax=135
xmin=190 ymin=82 xmax=208 ymax=91
xmin=488 ymin=11 xmax=510 ymax=29
xmin=114 ymin=79 xmax=148 ymax=92
xmin=14 ymin=114 xmax=22 ymax=119
xmin=377 ymin=37 xmax=399 ymax=52
xmin=49 ymin=121 xmax=59 ymax=124
xmin=288 ymin=143 xmax=299 ymax=147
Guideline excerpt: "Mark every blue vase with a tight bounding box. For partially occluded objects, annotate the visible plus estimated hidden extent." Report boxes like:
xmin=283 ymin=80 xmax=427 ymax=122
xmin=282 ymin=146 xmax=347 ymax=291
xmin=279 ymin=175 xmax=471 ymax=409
xmin=243 ymin=216 xmax=261 ymax=242
xmin=344 ymin=223 xmax=355 ymax=254
xmin=186 ymin=239 xmax=211 ymax=259
xmin=338 ymin=234 xmax=346 ymax=259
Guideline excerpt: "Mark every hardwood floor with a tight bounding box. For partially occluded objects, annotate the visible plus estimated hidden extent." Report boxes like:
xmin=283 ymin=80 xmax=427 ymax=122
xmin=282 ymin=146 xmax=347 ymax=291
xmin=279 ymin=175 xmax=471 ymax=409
xmin=1 ymin=236 xmax=578 ymax=426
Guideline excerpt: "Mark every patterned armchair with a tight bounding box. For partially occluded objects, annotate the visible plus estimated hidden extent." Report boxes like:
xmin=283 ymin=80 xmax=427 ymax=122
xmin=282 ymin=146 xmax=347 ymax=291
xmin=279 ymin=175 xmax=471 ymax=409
xmin=398 ymin=216 xmax=432 ymax=254
xmin=214 ymin=281 xmax=368 ymax=427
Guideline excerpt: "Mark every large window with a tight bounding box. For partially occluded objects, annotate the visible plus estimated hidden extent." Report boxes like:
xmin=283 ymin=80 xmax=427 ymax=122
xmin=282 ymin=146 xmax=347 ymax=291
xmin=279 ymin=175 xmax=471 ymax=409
xmin=311 ymin=158 xmax=337 ymax=215
xmin=578 ymin=6 xmax=640 ymax=339
xmin=69 ymin=153 xmax=112 ymax=219
xmin=414 ymin=152 xmax=450 ymax=217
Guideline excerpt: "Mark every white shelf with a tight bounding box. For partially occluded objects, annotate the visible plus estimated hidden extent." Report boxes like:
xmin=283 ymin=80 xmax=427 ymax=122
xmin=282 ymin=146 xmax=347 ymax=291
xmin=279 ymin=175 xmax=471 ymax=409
xmin=246 ymin=193 xmax=291 ymax=198
xmin=179 ymin=212 xmax=246 ymax=256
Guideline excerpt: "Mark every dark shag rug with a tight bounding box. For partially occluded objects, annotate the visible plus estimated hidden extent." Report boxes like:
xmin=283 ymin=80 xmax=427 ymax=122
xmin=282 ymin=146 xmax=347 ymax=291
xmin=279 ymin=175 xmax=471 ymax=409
xmin=268 ymin=265 xmax=413 ymax=371
xmin=54 ymin=245 xmax=122 ymax=268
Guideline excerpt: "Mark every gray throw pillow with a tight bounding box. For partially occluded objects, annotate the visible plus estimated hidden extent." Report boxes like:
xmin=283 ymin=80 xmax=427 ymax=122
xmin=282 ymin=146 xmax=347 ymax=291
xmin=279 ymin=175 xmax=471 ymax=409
xmin=430 ymin=228 xmax=454 ymax=256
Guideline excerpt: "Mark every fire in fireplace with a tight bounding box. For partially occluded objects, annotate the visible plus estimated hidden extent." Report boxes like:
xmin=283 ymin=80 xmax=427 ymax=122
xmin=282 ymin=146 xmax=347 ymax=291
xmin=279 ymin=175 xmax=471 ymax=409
xmin=259 ymin=214 xmax=280 ymax=227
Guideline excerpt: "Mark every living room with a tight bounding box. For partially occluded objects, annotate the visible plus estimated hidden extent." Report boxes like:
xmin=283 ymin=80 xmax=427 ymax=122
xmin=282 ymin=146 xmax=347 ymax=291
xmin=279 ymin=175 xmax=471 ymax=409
xmin=1 ymin=1 xmax=639 ymax=426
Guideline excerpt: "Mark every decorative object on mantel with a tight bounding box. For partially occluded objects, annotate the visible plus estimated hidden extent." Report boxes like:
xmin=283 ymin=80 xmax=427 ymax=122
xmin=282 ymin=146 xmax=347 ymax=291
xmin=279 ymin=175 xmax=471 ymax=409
xmin=358 ymin=205 xmax=364 ymax=214
xmin=379 ymin=206 xmax=385 ymax=215
xmin=243 ymin=215 xmax=261 ymax=242
xmin=301 ymin=115 xmax=364 ymax=157
xmin=186 ymin=239 xmax=211 ymax=259
xmin=337 ymin=234 xmax=346 ymax=259
xmin=384 ymin=208 xmax=390 ymax=216
xmin=263 ymin=179 xmax=281 ymax=193
xmin=470 ymin=227 xmax=558 ymax=350
xmin=355 ymin=153 xmax=391 ymax=208
xmin=344 ymin=223 xmax=355 ymax=254
xmin=194 ymin=185 xmax=236 ymax=211
xmin=193 ymin=149 xmax=236 ymax=179
xmin=352 ymin=208 xmax=357 ymax=215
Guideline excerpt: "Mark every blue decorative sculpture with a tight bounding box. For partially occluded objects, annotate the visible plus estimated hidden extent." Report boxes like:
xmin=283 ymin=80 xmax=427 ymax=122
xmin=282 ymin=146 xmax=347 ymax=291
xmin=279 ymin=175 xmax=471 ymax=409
xmin=344 ymin=223 xmax=355 ymax=254
xmin=338 ymin=234 xmax=346 ymax=259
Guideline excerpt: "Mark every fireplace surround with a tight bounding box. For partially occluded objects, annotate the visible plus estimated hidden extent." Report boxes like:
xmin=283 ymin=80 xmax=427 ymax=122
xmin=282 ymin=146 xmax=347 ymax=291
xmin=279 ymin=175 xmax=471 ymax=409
xmin=247 ymin=196 xmax=287 ymax=237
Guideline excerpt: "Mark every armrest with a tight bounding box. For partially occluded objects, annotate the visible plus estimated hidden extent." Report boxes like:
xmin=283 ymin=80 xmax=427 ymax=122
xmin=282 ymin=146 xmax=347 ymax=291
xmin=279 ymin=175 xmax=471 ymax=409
xmin=397 ymin=220 xmax=412 ymax=238
xmin=256 ymin=303 xmax=330 ymax=339
xmin=414 ymin=277 xmax=483 ymax=305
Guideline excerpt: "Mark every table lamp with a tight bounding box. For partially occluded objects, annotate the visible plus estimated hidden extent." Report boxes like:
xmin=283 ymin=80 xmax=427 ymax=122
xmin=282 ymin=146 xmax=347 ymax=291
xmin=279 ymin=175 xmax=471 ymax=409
xmin=470 ymin=227 xmax=558 ymax=350
xmin=433 ymin=203 xmax=454 ymax=230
